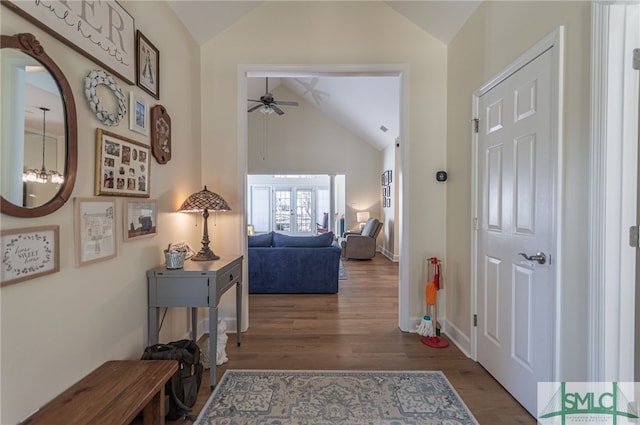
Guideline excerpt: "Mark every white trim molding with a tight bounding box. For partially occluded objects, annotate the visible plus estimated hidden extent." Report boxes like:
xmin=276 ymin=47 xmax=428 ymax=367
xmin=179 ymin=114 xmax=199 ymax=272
xmin=588 ymin=1 xmax=639 ymax=382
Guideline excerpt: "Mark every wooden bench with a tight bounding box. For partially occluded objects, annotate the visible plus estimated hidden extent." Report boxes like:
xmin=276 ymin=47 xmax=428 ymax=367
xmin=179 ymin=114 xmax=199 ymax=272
xmin=20 ymin=360 xmax=178 ymax=425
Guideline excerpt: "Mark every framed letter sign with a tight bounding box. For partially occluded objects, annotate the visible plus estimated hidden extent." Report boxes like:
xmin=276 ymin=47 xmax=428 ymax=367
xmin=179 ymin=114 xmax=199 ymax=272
xmin=1 ymin=226 xmax=60 ymax=287
xmin=3 ymin=1 xmax=135 ymax=84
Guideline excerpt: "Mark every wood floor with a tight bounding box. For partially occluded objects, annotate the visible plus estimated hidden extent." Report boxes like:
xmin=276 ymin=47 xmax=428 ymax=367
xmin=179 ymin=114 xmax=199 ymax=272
xmin=167 ymin=255 xmax=536 ymax=425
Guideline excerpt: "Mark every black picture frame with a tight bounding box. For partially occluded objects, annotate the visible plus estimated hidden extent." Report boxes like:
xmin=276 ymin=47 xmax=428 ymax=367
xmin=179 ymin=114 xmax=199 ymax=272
xmin=136 ymin=30 xmax=160 ymax=100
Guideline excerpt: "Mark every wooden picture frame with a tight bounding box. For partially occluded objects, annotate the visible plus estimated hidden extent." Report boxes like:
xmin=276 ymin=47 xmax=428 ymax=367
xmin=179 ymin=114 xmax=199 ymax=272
xmin=1 ymin=226 xmax=59 ymax=287
xmin=74 ymin=198 xmax=116 ymax=267
xmin=129 ymin=91 xmax=149 ymax=136
xmin=136 ymin=31 xmax=160 ymax=99
xmin=95 ymin=129 xmax=151 ymax=197
xmin=123 ymin=199 xmax=158 ymax=241
xmin=2 ymin=1 xmax=135 ymax=84
xmin=150 ymin=105 xmax=171 ymax=164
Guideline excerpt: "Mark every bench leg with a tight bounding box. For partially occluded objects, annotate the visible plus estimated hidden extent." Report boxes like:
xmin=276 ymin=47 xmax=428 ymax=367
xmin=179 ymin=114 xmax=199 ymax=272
xmin=143 ymin=387 xmax=165 ymax=425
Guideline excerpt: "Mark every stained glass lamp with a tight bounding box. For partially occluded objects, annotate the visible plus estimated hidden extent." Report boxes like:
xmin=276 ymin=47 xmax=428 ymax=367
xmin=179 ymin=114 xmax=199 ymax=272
xmin=178 ymin=186 xmax=231 ymax=261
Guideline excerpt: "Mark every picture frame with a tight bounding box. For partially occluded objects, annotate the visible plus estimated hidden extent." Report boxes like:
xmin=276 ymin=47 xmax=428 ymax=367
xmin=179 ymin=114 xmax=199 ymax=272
xmin=74 ymin=198 xmax=116 ymax=267
xmin=1 ymin=226 xmax=60 ymax=287
xmin=95 ymin=129 xmax=151 ymax=198
xmin=123 ymin=199 xmax=158 ymax=241
xmin=3 ymin=1 xmax=135 ymax=84
xmin=150 ymin=105 xmax=171 ymax=164
xmin=136 ymin=30 xmax=160 ymax=100
xmin=129 ymin=92 xmax=149 ymax=136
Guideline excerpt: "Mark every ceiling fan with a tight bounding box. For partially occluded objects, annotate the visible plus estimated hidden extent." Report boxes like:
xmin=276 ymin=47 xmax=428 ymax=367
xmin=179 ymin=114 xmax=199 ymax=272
xmin=248 ymin=78 xmax=299 ymax=116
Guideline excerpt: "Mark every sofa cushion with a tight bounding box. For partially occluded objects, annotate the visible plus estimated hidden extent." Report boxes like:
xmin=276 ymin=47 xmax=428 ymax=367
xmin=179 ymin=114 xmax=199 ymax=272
xmin=272 ymin=232 xmax=334 ymax=247
xmin=248 ymin=232 xmax=273 ymax=247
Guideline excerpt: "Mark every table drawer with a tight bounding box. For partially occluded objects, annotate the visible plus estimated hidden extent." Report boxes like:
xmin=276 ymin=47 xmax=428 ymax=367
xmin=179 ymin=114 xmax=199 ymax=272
xmin=154 ymin=276 xmax=209 ymax=306
xmin=215 ymin=263 xmax=242 ymax=296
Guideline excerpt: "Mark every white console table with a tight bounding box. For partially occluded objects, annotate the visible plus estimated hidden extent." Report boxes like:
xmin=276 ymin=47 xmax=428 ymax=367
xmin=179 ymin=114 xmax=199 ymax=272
xmin=147 ymin=255 xmax=243 ymax=388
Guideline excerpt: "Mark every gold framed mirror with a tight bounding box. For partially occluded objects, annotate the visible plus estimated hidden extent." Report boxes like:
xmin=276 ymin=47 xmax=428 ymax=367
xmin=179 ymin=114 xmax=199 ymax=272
xmin=1 ymin=33 xmax=77 ymax=217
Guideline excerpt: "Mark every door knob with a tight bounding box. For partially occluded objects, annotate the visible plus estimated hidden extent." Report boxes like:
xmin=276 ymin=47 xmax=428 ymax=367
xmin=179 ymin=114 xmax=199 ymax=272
xmin=518 ymin=251 xmax=546 ymax=264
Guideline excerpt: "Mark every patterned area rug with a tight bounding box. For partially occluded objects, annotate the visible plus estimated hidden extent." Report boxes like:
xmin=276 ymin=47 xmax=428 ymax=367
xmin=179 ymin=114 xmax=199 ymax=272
xmin=339 ymin=260 xmax=347 ymax=280
xmin=195 ymin=370 xmax=478 ymax=425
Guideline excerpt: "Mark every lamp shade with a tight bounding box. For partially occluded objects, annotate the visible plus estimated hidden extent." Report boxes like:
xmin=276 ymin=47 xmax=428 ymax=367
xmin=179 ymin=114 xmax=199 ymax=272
xmin=356 ymin=211 xmax=370 ymax=223
xmin=178 ymin=186 xmax=231 ymax=213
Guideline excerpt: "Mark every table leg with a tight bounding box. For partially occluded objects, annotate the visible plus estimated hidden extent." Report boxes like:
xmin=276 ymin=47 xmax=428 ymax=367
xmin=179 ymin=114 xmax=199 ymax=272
xmin=236 ymin=282 xmax=242 ymax=346
xmin=191 ymin=307 xmax=198 ymax=341
xmin=210 ymin=304 xmax=217 ymax=389
xmin=149 ymin=307 xmax=159 ymax=345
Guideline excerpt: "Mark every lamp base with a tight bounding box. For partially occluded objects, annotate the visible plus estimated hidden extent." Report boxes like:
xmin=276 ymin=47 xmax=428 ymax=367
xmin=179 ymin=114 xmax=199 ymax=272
xmin=191 ymin=247 xmax=220 ymax=261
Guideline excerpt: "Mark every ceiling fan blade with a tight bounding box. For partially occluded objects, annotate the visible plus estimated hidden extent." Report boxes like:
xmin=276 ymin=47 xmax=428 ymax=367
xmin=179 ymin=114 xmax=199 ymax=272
xmin=270 ymin=104 xmax=285 ymax=115
xmin=248 ymin=104 xmax=263 ymax=113
xmin=248 ymin=99 xmax=262 ymax=103
xmin=274 ymin=100 xmax=299 ymax=106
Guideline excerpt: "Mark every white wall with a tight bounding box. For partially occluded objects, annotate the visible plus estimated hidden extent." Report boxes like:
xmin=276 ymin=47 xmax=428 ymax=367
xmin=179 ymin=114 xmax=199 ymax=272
xmin=248 ymin=85 xmax=382 ymax=232
xmin=0 ymin=2 xmax=202 ymax=422
xmin=200 ymin=1 xmax=448 ymax=326
xmin=446 ymin=1 xmax=591 ymax=379
xmin=381 ymin=142 xmax=398 ymax=260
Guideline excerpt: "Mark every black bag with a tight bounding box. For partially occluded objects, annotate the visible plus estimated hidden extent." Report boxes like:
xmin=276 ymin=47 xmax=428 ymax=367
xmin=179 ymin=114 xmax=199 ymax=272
xmin=141 ymin=339 xmax=204 ymax=420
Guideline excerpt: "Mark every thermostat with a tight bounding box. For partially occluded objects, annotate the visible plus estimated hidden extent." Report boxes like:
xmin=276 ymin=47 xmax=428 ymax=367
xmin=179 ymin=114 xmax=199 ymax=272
xmin=436 ymin=171 xmax=447 ymax=182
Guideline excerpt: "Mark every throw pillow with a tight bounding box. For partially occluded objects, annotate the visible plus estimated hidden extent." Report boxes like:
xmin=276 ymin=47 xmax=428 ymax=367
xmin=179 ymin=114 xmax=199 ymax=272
xmin=248 ymin=232 xmax=273 ymax=247
xmin=272 ymin=232 xmax=334 ymax=247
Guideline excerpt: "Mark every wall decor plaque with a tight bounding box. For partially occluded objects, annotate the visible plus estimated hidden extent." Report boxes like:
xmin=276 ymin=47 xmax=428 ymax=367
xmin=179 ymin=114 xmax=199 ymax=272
xmin=150 ymin=105 xmax=171 ymax=164
xmin=1 ymin=225 xmax=60 ymax=287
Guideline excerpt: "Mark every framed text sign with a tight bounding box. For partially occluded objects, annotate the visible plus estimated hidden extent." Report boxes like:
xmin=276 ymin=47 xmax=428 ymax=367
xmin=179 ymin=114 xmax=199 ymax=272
xmin=1 ymin=226 xmax=60 ymax=287
xmin=3 ymin=0 xmax=135 ymax=84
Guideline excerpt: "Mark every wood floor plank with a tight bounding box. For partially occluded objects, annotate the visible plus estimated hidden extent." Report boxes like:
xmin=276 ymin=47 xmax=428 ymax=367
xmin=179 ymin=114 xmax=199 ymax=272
xmin=160 ymin=254 xmax=535 ymax=425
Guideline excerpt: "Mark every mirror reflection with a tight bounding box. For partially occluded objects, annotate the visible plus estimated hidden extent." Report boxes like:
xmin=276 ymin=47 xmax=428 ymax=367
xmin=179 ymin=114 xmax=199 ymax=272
xmin=1 ymin=48 xmax=66 ymax=208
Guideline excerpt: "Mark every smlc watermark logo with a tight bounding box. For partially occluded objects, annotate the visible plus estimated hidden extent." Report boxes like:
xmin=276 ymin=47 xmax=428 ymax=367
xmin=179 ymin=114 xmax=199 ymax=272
xmin=538 ymin=382 xmax=639 ymax=424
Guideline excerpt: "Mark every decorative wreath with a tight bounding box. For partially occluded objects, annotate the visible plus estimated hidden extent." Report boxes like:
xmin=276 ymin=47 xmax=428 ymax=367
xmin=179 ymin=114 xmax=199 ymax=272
xmin=84 ymin=69 xmax=127 ymax=127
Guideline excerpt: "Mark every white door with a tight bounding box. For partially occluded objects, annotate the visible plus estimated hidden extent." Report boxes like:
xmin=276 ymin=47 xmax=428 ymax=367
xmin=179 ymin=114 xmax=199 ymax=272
xmin=476 ymin=48 xmax=556 ymax=415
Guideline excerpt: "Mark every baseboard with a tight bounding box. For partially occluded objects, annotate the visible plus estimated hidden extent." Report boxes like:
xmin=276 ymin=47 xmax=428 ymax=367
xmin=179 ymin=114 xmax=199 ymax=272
xmin=378 ymin=247 xmax=399 ymax=262
xmin=441 ymin=319 xmax=472 ymax=358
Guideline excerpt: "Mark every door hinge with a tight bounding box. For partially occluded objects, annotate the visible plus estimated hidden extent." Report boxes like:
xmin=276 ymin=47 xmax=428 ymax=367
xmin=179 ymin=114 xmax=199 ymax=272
xmin=630 ymin=226 xmax=640 ymax=248
xmin=473 ymin=217 xmax=478 ymax=230
xmin=473 ymin=314 xmax=478 ymax=327
xmin=472 ymin=118 xmax=480 ymax=133
xmin=633 ymin=48 xmax=640 ymax=71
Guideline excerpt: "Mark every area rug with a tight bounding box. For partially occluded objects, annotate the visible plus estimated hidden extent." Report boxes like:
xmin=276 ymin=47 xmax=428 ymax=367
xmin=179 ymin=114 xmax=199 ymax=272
xmin=194 ymin=370 xmax=478 ymax=425
xmin=339 ymin=260 xmax=347 ymax=280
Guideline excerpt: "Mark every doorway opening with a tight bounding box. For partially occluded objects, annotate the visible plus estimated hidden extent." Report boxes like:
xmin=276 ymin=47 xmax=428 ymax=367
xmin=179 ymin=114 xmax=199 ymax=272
xmin=238 ymin=65 xmax=408 ymax=331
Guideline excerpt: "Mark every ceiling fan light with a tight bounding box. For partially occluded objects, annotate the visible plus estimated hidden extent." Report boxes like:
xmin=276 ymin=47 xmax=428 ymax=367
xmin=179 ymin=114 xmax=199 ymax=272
xmin=260 ymin=105 xmax=274 ymax=115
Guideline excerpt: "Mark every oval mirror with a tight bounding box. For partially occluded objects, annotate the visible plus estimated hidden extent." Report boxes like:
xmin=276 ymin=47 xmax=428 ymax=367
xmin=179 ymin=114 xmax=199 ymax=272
xmin=1 ymin=33 xmax=77 ymax=217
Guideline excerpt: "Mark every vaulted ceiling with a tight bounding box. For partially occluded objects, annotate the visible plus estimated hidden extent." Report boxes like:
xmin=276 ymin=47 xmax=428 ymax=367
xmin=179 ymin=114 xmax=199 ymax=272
xmin=167 ymin=1 xmax=482 ymax=150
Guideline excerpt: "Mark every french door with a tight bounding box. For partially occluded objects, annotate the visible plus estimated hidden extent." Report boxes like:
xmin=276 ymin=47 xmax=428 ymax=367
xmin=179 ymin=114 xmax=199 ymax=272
xmin=274 ymin=187 xmax=314 ymax=235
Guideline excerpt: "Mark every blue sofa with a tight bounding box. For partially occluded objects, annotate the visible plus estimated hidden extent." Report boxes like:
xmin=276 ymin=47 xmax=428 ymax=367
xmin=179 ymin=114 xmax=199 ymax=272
xmin=248 ymin=231 xmax=341 ymax=294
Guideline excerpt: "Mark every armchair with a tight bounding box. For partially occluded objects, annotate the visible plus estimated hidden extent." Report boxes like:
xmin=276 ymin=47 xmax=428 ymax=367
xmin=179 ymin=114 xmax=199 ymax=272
xmin=339 ymin=218 xmax=383 ymax=260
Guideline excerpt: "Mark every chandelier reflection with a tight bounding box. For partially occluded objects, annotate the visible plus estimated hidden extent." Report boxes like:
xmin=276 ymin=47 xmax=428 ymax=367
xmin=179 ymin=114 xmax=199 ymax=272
xmin=22 ymin=106 xmax=64 ymax=184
